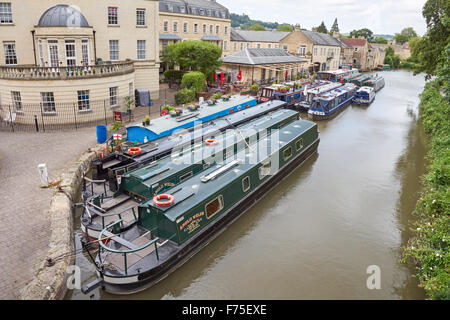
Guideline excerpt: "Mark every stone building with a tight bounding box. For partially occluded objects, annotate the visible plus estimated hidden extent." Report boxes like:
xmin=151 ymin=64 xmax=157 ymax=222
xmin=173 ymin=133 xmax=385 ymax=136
xmin=220 ymin=48 xmax=308 ymax=84
xmin=369 ymin=44 xmax=386 ymax=68
xmin=340 ymin=37 xmax=371 ymax=71
xmin=229 ymin=29 xmax=290 ymax=54
xmin=0 ymin=0 xmax=160 ymax=125
xmin=279 ymin=25 xmax=342 ymax=72
xmin=159 ymin=0 xmax=231 ymax=59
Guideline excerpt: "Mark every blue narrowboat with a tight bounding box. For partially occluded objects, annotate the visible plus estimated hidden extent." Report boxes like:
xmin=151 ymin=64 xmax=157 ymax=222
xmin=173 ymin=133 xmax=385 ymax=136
xmin=352 ymin=86 xmax=376 ymax=105
xmin=308 ymin=83 xmax=358 ymax=120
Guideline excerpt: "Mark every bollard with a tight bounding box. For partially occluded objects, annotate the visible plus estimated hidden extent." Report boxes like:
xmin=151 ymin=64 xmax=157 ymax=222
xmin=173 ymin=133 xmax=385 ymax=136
xmin=34 ymin=115 xmax=39 ymax=132
xmin=38 ymin=163 xmax=49 ymax=187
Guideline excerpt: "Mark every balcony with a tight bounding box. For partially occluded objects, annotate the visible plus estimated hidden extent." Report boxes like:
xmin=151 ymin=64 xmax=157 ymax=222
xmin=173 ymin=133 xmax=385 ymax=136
xmin=0 ymin=61 xmax=135 ymax=81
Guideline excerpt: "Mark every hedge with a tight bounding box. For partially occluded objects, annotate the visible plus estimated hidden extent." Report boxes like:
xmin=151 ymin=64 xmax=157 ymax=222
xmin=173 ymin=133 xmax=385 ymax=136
xmin=175 ymin=88 xmax=196 ymax=105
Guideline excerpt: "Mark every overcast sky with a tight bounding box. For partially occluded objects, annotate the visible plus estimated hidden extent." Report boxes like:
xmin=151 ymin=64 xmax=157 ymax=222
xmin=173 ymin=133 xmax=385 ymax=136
xmin=220 ymin=0 xmax=428 ymax=35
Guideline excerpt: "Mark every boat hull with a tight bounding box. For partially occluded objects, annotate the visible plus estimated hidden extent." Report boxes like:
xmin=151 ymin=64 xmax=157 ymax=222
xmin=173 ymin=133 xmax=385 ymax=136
xmin=308 ymin=98 xmax=353 ymax=121
xmin=96 ymin=138 xmax=320 ymax=295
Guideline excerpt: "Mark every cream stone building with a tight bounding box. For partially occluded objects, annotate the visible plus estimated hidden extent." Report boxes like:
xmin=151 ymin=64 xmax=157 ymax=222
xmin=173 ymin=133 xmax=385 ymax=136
xmin=158 ymin=0 xmax=231 ymax=62
xmin=340 ymin=37 xmax=372 ymax=71
xmin=0 ymin=0 xmax=159 ymax=126
xmin=279 ymin=26 xmax=342 ymax=73
xmin=229 ymin=29 xmax=290 ymax=54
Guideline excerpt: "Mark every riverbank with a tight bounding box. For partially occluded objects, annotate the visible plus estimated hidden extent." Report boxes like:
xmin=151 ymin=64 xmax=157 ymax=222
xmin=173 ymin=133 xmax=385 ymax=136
xmin=402 ymin=80 xmax=450 ymax=300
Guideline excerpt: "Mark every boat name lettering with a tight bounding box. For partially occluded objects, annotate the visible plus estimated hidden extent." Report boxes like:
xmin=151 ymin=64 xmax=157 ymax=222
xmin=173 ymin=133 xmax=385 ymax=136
xmin=179 ymin=212 xmax=205 ymax=233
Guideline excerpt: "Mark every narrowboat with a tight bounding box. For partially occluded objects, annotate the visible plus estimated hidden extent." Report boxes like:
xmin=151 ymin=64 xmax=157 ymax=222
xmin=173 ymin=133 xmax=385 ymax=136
xmin=81 ymin=118 xmax=320 ymax=295
xmin=297 ymin=82 xmax=343 ymax=111
xmin=308 ymin=83 xmax=358 ymax=120
xmin=81 ymin=109 xmax=300 ymax=241
xmin=316 ymin=69 xmax=359 ymax=82
xmin=350 ymin=74 xmax=373 ymax=87
xmin=92 ymin=100 xmax=288 ymax=186
xmin=352 ymin=86 xmax=376 ymax=105
xmin=363 ymin=74 xmax=385 ymax=92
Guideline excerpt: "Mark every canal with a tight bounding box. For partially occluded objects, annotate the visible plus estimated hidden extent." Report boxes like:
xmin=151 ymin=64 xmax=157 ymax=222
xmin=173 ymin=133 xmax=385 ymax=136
xmin=68 ymin=70 xmax=427 ymax=300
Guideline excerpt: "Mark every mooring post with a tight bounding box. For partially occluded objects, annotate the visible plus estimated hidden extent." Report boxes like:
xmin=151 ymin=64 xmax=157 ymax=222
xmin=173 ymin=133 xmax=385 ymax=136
xmin=34 ymin=115 xmax=39 ymax=132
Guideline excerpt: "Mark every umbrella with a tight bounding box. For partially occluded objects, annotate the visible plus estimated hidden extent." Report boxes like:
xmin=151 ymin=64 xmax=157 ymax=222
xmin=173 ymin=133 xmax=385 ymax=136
xmin=285 ymin=71 xmax=288 ymax=80
xmin=237 ymin=69 xmax=242 ymax=81
xmin=214 ymin=72 xmax=217 ymax=82
xmin=220 ymin=72 xmax=225 ymax=86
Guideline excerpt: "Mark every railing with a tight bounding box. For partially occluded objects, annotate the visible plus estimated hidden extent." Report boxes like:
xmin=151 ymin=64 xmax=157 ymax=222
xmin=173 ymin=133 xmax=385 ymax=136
xmin=86 ymin=200 xmax=138 ymax=230
xmin=98 ymin=220 xmax=160 ymax=275
xmin=0 ymin=61 xmax=135 ymax=80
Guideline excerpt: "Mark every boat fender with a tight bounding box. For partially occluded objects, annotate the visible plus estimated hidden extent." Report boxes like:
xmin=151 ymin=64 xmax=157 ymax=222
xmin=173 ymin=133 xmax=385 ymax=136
xmin=153 ymin=194 xmax=175 ymax=207
xmin=128 ymin=147 xmax=142 ymax=155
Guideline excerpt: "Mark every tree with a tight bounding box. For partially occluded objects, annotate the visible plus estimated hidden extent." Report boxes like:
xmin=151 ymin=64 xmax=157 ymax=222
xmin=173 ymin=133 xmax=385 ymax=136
xmin=393 ymin=27 xmax=418 ymax=44
xmin=249 ymin=24 xmax=265 ymax=31
xmin=181 ymin=72 xmax=206 ymax=93
xmin=349 ymin=28 xmax=374 ymax=42
xmin=411 ymin=0 xmax=450 ymax=78
xmin=316 ymin=21 xmax=328 ymax=34
xmin=330 ymin=18 xmax=339 ymax=34
xmin=277 ymin=24 xmax=293 ymax=32
xmin=373 ymin=37 xmax=388 ymax=44
xmin=161 ymin=41 xmax=222 ymax=77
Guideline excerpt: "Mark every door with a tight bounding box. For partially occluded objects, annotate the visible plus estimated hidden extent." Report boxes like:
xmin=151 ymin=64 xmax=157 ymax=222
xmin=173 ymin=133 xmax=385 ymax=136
xmin=65 ymin=40 xmax=76 ymax=67
xmin=81 ymin=39 xmax=90 ymax=66
xmin=47 ymin=41 xmax=59 ymax=68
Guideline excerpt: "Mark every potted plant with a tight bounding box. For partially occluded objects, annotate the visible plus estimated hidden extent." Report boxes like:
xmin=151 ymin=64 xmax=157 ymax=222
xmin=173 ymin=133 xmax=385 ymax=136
xmin=241 ymin=89 xmax=249 ymax=96
xmin=142 ymin=116 xmax=150 ymax=126
xmin=250 ymin=84 xmax=260 ymax=96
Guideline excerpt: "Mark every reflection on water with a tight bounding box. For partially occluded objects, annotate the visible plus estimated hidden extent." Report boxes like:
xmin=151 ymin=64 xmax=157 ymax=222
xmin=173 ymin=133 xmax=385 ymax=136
xmin=67 ymin=70 xmax=427 ymax=300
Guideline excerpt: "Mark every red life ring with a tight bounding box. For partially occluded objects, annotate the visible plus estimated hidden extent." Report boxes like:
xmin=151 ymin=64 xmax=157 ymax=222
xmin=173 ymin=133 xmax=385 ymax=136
xmin=128 ymin=147 xmax=142 ymax=155
xmin=205 ymin=139 xmax=219 ymax=146
xmin=153 ymin=194 xmax=174 ymax=207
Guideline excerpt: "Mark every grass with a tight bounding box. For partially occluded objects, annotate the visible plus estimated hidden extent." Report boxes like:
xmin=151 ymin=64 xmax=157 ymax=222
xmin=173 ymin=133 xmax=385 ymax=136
xmin=402 ymin=80 xmax=450 ymax=300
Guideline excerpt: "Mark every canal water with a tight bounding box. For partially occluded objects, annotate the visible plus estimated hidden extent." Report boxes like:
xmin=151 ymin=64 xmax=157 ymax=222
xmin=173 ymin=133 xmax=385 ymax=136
xmin=68 ymin=70 xmax=427 ymax=300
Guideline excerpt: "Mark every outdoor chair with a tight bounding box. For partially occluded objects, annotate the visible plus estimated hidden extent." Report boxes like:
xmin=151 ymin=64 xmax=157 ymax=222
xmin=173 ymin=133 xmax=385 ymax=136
xmin=3 ymin=111 xmax=16 ymax=126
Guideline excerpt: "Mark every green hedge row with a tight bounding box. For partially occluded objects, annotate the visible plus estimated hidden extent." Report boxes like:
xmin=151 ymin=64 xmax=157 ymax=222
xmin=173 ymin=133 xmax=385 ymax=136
xmin=402 ymin=80 xmax=450 ymax=300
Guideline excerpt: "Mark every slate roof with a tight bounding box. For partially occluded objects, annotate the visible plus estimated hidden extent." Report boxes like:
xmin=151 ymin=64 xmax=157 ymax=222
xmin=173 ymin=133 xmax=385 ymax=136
xmin=222 ymin=48 xmax=307 ymax=65
xmin=230 ymin=29 xmax=290 ymax=43
xmin=159 ymin=34 xmax=182 ymax=40
xmin=341 ymin=38 xmax=367 ymax=47
xmin=160 ymin=0 xmax=230 ymax=19
xmin=301 ymin=30 xmax=341 ymax=46
xmin=335 ymin=38 xmax=353 ymax=49
xmin=38 ymin=5 xmax=90 ymax=27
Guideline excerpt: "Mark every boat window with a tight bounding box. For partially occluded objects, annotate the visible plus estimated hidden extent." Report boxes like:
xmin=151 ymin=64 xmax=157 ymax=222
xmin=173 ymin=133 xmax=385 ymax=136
xmin=283 ymin=146 xmax=292 ymax=161
xmin=242 ymin=176 xmax=250 ymax=192
xmin=203 ymin=162 xmax=210 ymax=169
xmin=180 ymin=171 xmax=193 ymax=182
xmin=296 ymin=139 xmax=303 ymax=151
xmin=205 ymin=195 xmax=224 ymax=219
xmin=258 ymin=161 xmax=271 ymax=179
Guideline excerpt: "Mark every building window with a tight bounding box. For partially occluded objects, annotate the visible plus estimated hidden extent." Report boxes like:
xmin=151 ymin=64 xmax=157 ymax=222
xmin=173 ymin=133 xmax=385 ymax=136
xmin=296 ymin=138 xmax=303 ymax=151
xmin=38 ymin=39 xmax=44 ymax=66
xmin=240 ymin=43 xmax=243 ymax=50
xmin=3 ymin=42 xmax=17 ymax=65
xmin=298 ymin=45 xmax=306 ymax=55
xmin=183 ymin=22 xmax=188 ymax=33
xmin=205 ymin=195 xmax=224 ymax=219
xmin=234 ymin=42 xmax=237 ymax=51
xmin=65 ymin=39 xmax=76 ymax=66
xmin=136 ymin=9 xmax=146 ymax=26
xmin=354 ymin=47 xmax=358 ymax=52
xmin=283 ymin=146 xmax=292 ymax=161
xmin=163 ymin=21 xmax=168 ymax=32
xmin=259 ymin=161 xmax=271 ymax=179
xmin=109 ymin=87 xmax=118 ymax=107
xmin=242 ymin=176 xmax=250 ymax=192
xmin=173 ymin=22 xmax=178 ymax=33
xmin=137 ymin=40 xmax=146 ymax=60
xmin=162 ymin=40 xmax=168 ymax=51
xmin=210 ymin=25 xmax=213 ymax=34
xmin=40 ymin=92 xmax=56 ymax=113
xmin=108 ymin=7 xmax=118 ymax=25
xmin=180 ymin=171 xmax=193 ymax=182
xmin=0 ymin=2 xmax=12 ymax=24
xmin=81 ymin=39 xmax=89 ymax=66
xmin=109 ymin=40 xmax=119 ymax=61
xmin=313 ymin=47 xmax=318 ymax=56
xmin=216 ymin=25 xmax=219 ymax=34
xmin=257 ymin=43 xmax=261 ymax=49
xmin=11 ymin=91 xmax=21 ymax=112
xmin=203 ymin=24 xmax=206 ymax=34
xmin=224 ymin=41 xmax=227 ymax=51
xmin=268 ymin=44 xmax=271 ymax=48
xmin=129 ymin=82 xmax=134 ymax=97
xmin=225 ymin=26 xmax=228 ymax=34
xmin=77 ymin=90 xmax=90 ymax=111
xmin=194 ymin=23 xmax=198 ymax=33
xmin=47 ymin=40 xmax=59 ymax=68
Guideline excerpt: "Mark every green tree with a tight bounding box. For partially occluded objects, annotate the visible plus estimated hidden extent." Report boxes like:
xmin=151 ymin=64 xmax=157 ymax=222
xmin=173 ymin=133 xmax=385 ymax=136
xmin=277 ymin=24 xmax=293 ymax=32
xmin=330 ymin=18 xmax=339 ymax=34
xmin=249 ymin=24 xmax=265 ymax=31
xmin=393 ymin=27 xmax=418 ymax=44
xmin=162 ymin=40 xmax=222 ymax=77
xmin=316 ymin=21 xmax=328 ymax=34
xmin=373 ymin=37 xmax=388 ymax=44
xmin=349 ymin=28 xmax=374 ymax=42
xmin=181 ymin=72 xmax=206 ymax=93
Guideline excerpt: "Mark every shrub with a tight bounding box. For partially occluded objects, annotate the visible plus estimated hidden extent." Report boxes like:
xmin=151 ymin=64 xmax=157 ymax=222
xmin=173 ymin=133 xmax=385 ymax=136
xmin=164 ymin=69 xmax=184 ymax=82
xmin=175 ymin=88 xmax=196 ymax=105
xmin=250 ymin=84 xmax=260 ymax=92
xmin=212 ymin=92 xmax=223 ymax=99
xmin=181 ymin=71 xmax=206 ymax=92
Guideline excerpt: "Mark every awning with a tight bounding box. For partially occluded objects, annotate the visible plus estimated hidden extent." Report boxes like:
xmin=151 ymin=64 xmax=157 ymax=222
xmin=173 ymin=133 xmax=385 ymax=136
xmin=159 ymin=33 xmax=182 ymax=40
xmin=201 ymin=35 xmax=223 ymax=41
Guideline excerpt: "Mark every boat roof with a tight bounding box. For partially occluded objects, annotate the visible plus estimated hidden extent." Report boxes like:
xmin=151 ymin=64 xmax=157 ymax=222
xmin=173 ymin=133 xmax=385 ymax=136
xmin=125 ymin=109 xmax=298 ymax=184
xmin=127 ymin=95 xmax=256 ymax=136
xmin=306 ymin=82 xmax=342 ymax=95
xmin=358 ymin=86 xmax=374 ymax=92
xmin=317 ymin=83 xmax=357 ymax=101
xmin=142 ymin=119 xmax=317 ymax=221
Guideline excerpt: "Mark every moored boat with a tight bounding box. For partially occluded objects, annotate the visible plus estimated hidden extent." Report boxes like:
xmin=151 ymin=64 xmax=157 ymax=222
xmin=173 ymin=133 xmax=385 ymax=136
xmin=297 ymin=82 xmax=343 ymax=111
xmin=363 ymin=74 xmax=385 ymax=92
xmin=308 ymin=83 xmax=358 ymax=120
xmin=81 ymin=109 xmax=301 ymax=242
xmin=81 ymin=118 xmax=320 ymax=295
xmin=352 ymin=86 xmax=376 ymax=105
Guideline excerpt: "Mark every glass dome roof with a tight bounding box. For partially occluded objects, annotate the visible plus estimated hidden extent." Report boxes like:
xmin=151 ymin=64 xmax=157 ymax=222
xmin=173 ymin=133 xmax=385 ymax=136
xmin=38 ymin=4 xmax=89 ymax=27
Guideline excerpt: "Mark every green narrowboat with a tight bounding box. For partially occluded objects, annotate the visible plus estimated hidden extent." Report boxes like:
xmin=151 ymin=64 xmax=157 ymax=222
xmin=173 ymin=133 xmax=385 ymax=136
xmin=81 ymin=109 xmax=301 ymax=242
xmin=350 ymin=74 xmax=373 ymax=87
xmin=82 ymin=118 xmax=320 ymax=294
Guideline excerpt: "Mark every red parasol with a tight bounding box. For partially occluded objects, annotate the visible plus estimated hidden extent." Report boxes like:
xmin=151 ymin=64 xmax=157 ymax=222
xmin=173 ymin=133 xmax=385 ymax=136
xmin=214 ymin=72 xmax=217 ymax=82
xmin=285 ymin=71 xmax=288 ymax=80
xmin=220 ymin=72 xmax=225 ymax=86
xmin=237 ymin=69 xmax=242 ymax=81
